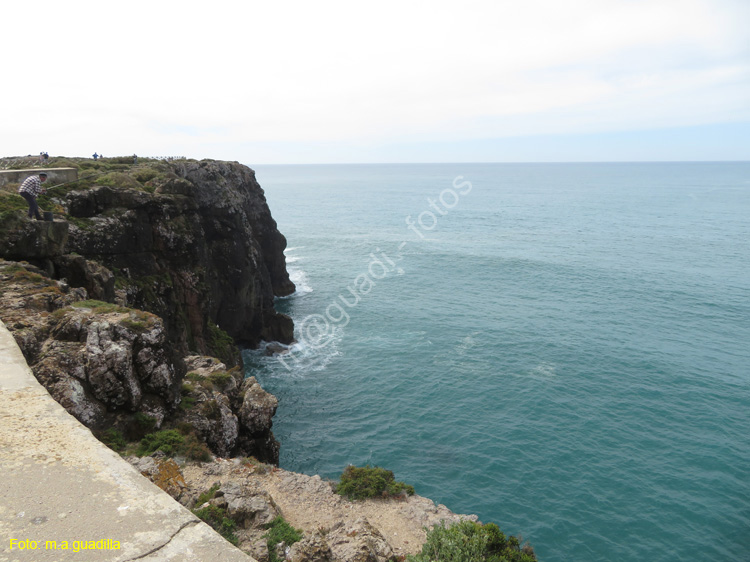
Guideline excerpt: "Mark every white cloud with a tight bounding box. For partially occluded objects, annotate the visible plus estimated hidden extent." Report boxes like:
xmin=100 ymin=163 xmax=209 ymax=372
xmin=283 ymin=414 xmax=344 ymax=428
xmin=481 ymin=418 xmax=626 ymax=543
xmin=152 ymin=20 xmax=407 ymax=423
xmin=1 ymin=0 xmax=747 ymax=161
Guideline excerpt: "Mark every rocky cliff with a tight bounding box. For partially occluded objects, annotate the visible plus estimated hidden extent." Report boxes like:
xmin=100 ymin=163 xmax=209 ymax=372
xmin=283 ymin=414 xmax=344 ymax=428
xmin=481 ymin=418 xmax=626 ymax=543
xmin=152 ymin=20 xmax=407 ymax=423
xmin=2 ymin=158 xmax=295 ymax=363
xmin=0 ymin=158 xmax=296 ymax=462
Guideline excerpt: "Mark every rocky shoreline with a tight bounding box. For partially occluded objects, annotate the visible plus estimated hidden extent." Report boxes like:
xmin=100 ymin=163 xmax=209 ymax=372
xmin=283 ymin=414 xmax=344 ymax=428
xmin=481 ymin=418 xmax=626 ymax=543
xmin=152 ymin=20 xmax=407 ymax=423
xmin=0 ymin=157 xmax=483 ymax=561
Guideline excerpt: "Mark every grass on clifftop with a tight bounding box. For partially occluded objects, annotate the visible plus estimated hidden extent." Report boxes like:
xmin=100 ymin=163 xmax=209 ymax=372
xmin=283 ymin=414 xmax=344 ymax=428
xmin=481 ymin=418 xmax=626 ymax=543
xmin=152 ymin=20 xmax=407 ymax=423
xmin=335 ymin=465 xmax=415 ymax=500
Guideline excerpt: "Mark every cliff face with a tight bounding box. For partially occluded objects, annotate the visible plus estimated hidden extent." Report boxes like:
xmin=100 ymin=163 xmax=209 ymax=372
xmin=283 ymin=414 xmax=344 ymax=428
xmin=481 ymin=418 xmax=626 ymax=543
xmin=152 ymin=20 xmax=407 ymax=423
xmin=0 ymin=158 xmax=296 ymax=463
xmin=63 ymin=159 xmax=295 ymax=358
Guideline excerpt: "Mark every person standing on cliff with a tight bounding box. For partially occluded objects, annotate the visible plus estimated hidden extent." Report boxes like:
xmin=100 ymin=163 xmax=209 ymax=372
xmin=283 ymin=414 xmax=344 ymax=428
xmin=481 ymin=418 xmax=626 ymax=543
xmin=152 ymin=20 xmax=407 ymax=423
xmin=17 ymin=172 xmax=47 ymax=220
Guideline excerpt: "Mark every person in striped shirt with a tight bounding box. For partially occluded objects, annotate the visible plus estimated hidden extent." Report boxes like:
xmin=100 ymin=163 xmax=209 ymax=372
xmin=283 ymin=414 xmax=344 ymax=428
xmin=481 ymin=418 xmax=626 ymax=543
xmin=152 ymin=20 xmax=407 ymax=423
xmin=18 ymin=172 xmax=48 ymax=220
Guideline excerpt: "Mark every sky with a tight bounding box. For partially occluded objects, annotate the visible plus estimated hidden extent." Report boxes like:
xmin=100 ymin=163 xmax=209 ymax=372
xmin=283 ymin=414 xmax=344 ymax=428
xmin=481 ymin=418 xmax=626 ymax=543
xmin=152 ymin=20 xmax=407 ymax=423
xmin=2 ymin=0 xmax=749 ymax=164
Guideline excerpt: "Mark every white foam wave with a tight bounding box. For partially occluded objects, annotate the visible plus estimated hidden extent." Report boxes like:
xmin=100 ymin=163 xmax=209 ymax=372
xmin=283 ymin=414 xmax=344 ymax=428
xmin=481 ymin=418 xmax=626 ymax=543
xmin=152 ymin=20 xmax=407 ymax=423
xmin=271 ymin=325 xmax=344 ymax=375
xmin=288 ymin=267 xmax=313 ymax=295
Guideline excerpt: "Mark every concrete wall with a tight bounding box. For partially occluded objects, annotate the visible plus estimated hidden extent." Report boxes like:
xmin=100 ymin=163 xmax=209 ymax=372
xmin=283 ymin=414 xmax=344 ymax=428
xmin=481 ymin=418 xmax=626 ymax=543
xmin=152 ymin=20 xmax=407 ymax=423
xmin=0 ymin=168 xmax=78 ymax=189
xmin=0 ymin=320 xmax=255 ymax=562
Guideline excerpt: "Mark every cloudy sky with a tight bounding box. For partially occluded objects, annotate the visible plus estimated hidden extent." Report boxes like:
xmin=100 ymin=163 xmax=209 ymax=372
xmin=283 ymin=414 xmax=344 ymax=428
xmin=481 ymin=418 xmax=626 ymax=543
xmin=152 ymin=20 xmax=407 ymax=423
xmin=3 ymin=0 xmax=748 ymax=164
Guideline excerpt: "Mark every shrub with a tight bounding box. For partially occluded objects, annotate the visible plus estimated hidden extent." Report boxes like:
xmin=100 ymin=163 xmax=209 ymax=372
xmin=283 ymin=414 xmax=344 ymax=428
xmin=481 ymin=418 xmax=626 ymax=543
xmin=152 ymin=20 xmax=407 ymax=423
xmin=98 ymin=428 xmax=126 ymax=452
xmin=134 ymin=168 xmax=159 ymax=183
xmin=264 ymin=516 xmax=303 ymax=562
xmin=207 ymin=370 xmax=233 ymax=389
xmin=407 ymin=520 xmax=537 ymax=562
xmin=124 ymin=412 xmax=157 ymax=441
xmin=136 ymin=430 xmax=184 ymax=457
xmin=182 ymin=433 xmax=212 ymax=462
xmin=195 ymin=483 xmax=220 ymax=507
xmin=335 ymin=465 xmax=415 ymax=500
xmin=205 ymin=323 xmax=235 ymax=365
xmin=94 ymin=172 xmax=142 ymax=190
xmin=201 ymin=399 xmax=222 ymax=420
xmin=179 ymin=394 xmax=196 ymax=411
xmin=193 ymin=505 xmax=238 ymax=545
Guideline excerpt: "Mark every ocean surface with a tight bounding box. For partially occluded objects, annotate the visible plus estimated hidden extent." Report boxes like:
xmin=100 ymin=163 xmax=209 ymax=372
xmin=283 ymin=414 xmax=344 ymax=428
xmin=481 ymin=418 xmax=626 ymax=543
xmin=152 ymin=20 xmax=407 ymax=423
xmin=242 ymin=162 xmax=750 ymax=562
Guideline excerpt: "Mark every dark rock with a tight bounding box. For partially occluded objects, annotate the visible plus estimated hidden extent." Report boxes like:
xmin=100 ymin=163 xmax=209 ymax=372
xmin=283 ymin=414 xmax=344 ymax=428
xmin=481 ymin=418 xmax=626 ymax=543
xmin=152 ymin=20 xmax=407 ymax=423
xmin=61 ymin=160 xmax=295 ymax=361
xmin=0 ymin=219 xmax=69 ymax=260
xmin=53 ymin=254 xmax=115 ymax=301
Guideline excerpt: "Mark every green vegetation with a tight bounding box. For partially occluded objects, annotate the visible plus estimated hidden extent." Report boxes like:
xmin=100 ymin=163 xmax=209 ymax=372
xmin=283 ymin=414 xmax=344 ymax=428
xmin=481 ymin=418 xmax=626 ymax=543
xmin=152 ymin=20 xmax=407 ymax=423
xmin=124 ymin=413 xmax=157 ymax=441
xmin=95 ymin=172 xmax=143 ymax=190
xmin=205 ymin=323 xmax=236 ymax=366
xmin=207 ymin=370 xmax=233 ymax=389
xmin=335 ymin=465 xmax=415 ymax=500
xmin=72 ymin=300 xmax=129 ymax=314
xmin=97 ymin=428 xmax=127 ymax=452
xmin=136 ymin=429 xmax=185 ymax=457
xmin=264 ymin=516 xmax=303 ymax=562
xmin=179 ymin=383 xmax=197 ymax=411
xmin=193 ymin=505 xmax=239 ymax=545
xmin=191 ymin=485 xmax=236 ymax=543
xmin=406 ymin=521 xmax=537 ymax=562
xmin=201 ymin=399 xmax=222 ymax=420
xmin=134 ymin=429 xmax=211 ymax=461
xmin=195 ymin=483 xmax=220 ymax=506
xmin=181 ymin=433 xmax=212 ymax=462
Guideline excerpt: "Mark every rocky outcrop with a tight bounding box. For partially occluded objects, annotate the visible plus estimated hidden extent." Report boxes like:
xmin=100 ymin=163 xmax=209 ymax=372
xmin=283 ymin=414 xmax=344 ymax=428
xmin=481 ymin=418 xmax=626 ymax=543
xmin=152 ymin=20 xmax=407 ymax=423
xmin=60 ymin=159 xmax=295 ymax=361
xmin=0 ymin=259 xmax=280 ymax=461
xmin=2 ymin=158 xmax=295 ymax=367
xmin=0 ymin=218 xmax=69 ymax=264
xmin=176 ymin=356 xmax=280 ymax=462
xmin=152 ymin=457 xmax=477 ymax=562
xmin=0 ymin=158 xmax=293 ymax=460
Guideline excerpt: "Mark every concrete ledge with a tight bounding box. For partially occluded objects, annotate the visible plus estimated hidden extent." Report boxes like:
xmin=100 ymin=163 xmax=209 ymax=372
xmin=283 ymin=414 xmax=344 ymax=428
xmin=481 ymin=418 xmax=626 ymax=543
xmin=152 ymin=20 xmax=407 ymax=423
xmin=0 ymin=320 xmax=254 ymax=562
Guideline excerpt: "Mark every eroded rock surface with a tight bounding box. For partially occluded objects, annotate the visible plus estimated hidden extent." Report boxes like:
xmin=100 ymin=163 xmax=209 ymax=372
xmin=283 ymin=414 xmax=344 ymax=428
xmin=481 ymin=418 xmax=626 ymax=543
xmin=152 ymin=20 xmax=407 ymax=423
xmin=167 ymin=458 xmax=477 ymax=562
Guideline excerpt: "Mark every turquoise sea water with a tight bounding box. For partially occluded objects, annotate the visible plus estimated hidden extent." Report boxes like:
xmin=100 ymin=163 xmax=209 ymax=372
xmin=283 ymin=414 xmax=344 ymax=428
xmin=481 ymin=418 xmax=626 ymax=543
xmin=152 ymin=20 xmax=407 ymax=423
xmin=243 ymin=163 xmax=750 ymax=561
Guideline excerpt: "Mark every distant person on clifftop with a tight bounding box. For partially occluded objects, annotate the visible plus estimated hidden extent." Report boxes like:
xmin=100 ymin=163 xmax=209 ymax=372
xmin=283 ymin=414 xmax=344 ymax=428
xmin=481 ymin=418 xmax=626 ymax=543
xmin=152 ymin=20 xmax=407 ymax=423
xmin=18 ymin=172 xmax=47 ymax=220
xmin=93 ymin=152 xmax=99 ymax=160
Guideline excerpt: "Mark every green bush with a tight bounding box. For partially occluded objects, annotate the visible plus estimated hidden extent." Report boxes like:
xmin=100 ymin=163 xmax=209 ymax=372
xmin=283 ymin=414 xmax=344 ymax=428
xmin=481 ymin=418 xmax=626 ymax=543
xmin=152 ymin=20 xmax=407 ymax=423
xmin=206 ymin=323 xmax=236 ymax=365
xmin=207 ymin=370 xmax=233 ymax=389
xmin=136 ymin=430 xmax=185 ymax=457
xmin=94 ymin=172 xmax=142 ymax=190
xmin=193 ymin=505 xmax=238 ymax=545
xmin=195 ymin=483 xmax=220 ymax=507
xmin=264 ymin=516 xmax=303 ymax=562
xmin=335 ymin=465 xmax=415 ymax=500
xmin=124 ymin=412 xmax=157 ymax=441
xmin=407 ymin=520 xmax=536 ymax=562
xmin=98 ymin=428 xmax=126 ymax=452
xmin=182 ymin=433 xmax=212 ymax=462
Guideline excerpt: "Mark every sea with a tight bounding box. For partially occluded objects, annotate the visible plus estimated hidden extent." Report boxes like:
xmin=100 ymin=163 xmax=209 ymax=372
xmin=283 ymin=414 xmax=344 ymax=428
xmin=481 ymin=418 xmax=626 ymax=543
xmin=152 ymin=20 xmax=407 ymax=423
xmin=242 ymin=162 xmax=750 ymax=562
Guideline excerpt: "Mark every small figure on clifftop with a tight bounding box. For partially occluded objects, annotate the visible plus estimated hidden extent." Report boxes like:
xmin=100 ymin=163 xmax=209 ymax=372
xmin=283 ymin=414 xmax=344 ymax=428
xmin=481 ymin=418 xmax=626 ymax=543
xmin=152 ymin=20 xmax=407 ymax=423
xmin=18 ymin=172 xmax=48 ymax=220
xmin=93 ymin=152 xmax=99 ymax=160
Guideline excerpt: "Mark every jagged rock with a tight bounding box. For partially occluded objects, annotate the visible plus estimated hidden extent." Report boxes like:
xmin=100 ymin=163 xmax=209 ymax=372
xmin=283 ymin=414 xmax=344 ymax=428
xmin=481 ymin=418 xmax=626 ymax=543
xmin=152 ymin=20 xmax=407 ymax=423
xmin=326 ymin=518 xmax=395 ymax=562
xmin=54 ymin=253 xmax=115 ymax=301
xmin=289 ymin=532 xmax=334 ymax=562
xmin=222 ymin=483 xmax=280 ymax=529
xmin=0 ymin=219 xmax=69 ymax=260
xmin=239 ymin=376 xmax=278 ymax=434
xmin=62 ymin=160 xmax=295 ymax=362
xmin=129 ymin=456 xmax=187 ymax=500
xmin=174 ymin=359 xmax=279 ymax=461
